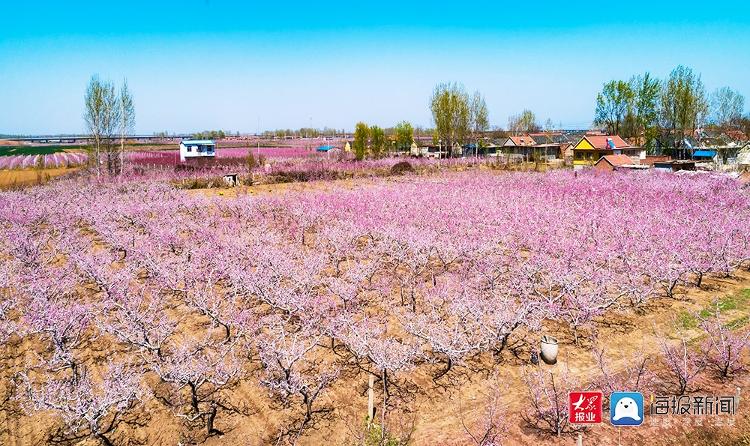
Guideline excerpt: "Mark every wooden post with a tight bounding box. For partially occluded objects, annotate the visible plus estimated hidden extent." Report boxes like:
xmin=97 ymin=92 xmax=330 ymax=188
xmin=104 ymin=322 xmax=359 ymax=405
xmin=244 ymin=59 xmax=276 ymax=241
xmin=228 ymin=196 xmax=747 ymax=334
xmin=367 ymin=373 xmax=375 ymax=425
xmin=736 ymin=386 xmax=741 ymax=413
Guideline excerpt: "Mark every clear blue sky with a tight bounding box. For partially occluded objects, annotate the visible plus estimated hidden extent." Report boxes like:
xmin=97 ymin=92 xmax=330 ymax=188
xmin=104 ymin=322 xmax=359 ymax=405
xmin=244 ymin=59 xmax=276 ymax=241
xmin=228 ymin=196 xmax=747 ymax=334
xmin=1 ymin=0 xmax=749 ymax=135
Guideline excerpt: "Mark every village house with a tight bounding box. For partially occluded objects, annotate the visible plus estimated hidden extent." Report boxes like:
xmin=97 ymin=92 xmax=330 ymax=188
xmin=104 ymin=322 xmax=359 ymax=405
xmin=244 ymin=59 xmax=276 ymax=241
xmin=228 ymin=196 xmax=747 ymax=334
xmin=179 ymin=139 xmax=216 ymax=162
xmin=653 ymin=160 xmax=697 ymax=172
xmin=572 ymin=135 xmax=644 ymax=169
xmin=500 ymin=135 xmax=563 ymax=161
xmin=501 ymin=135 xmax=536 ymax=160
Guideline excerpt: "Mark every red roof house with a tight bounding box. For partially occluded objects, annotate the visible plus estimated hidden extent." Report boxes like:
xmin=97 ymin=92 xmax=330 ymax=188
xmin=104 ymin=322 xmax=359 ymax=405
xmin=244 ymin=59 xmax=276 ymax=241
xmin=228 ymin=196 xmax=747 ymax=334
xmin=593 ymin=154 xmax=636 ymax=172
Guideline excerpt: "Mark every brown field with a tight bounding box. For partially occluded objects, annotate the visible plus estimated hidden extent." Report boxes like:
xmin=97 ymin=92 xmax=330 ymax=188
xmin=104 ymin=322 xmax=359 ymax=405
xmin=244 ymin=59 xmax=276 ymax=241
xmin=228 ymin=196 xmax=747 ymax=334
xmin=0 ymin=168 xmax=78 ymax=189
xmin=0 ymin=140 xmax=25 ymax=146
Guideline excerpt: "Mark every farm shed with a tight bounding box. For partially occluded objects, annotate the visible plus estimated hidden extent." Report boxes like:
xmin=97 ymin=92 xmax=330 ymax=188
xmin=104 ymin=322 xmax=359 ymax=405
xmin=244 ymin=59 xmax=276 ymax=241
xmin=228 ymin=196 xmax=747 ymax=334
xmin=642 ymin=155 xmax=671 ymax=166
xmin=653 ymin=160 xmax=696 ymax=172
xmin=179 ymin=139 xmax=216 ymax=162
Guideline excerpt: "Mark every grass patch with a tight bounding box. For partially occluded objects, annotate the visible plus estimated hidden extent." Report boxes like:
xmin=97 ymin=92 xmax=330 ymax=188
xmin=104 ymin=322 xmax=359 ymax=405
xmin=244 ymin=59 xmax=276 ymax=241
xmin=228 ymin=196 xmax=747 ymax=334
xmin=678 ymin=310 xmax=698 ymax=329
xmin=0 ymin=145 xmax=73 ymax=156
xmin=699 ymin=289 xmax=750 ymax=318
xmin=679 ymin=289 xmax=750 ymax=330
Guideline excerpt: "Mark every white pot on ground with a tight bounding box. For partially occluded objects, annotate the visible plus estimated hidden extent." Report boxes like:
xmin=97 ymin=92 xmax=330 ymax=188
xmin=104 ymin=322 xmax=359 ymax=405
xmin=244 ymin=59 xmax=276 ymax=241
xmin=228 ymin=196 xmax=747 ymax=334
xmin=540 ymin=335 xmax=558 ymax=365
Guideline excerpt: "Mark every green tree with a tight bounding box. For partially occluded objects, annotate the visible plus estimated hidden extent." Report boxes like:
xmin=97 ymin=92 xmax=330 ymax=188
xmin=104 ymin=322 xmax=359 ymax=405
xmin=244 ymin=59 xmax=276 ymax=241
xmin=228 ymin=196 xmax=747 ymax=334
xmin=353 ymin=122 xmax=370 ymax=160
xmin=629 ymin=73 xmax=661 ymax=150
xmin=430 ymin=82 xmax=470 ymax=157
xmin=394 ymin=121 xmax=414 ymax=151
xmin=594 ymin=80 xmax=634 ymax=135
xmin=660 ymin=65 xmax=708 ymax=155
xmin=370 ymin=126 xmax=385 ymax=158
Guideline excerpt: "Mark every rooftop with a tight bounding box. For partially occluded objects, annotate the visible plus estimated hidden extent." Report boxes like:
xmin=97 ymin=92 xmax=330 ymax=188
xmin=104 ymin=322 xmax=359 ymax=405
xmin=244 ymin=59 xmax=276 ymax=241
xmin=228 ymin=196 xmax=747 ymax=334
xmin=507 ymin=136 xmax=536 ymax=146
xmin=596 ymin=154 xmax=634 ymax=167
xmin=580 ymin=135 xmax=632 ymax=150
xmin=181 ymin=139 xmax=215 ymax=145
xmin=693 ymin=149 xmax=717 ymax=158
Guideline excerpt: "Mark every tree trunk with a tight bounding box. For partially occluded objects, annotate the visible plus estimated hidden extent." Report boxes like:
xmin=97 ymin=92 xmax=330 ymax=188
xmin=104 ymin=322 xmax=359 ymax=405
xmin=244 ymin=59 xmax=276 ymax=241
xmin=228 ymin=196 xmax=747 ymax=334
xmin=433 ymin=356 xmax=452 ymax=380
xmin=96 ymin=433 xmax=115 ymax=446
xmin=207 ymin=402 xmax=224 ymax=436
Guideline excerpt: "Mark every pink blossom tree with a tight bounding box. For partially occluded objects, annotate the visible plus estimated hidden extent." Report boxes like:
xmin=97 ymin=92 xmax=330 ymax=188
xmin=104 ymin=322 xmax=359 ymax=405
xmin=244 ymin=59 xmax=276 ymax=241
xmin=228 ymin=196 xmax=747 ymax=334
xmin=21 ymin=361 xmax=144 ymax=446
xmin=150 ymin=335 xmax=244 ymax=438
xmin=698 ymin=304 xmax=750 ymax=379
xmin=256 ymin=315 xmax=340 ymax=434
xmin=521 ymin=366 xmax=583 ymax=437
xmin=657 ymin=332 xmax=703 ymax=395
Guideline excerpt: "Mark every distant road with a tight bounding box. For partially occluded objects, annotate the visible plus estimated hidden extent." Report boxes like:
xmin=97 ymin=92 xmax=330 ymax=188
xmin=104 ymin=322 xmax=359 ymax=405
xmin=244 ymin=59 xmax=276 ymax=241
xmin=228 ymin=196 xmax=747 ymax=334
xmin=5 ymin=135 xmax=191 ymax=144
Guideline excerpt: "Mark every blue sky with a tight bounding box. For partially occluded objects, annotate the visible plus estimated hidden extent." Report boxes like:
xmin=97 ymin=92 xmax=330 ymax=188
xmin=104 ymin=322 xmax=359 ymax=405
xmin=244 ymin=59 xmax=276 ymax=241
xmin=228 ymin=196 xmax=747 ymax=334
xmin=1 ymin=1 xmax=749 ymax=135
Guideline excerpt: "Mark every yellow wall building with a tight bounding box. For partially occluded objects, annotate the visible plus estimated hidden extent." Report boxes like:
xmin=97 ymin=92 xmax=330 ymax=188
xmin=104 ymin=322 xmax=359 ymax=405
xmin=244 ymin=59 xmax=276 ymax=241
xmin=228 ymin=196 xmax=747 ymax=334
xmin=572 ymin=135 xmax=642 ymax=169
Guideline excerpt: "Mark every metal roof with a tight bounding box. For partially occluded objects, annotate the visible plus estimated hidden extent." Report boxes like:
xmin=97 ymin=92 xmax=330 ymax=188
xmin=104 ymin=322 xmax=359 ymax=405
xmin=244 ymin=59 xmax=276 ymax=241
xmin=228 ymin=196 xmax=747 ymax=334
xmin=692 ymin=150 xmax=717 ymax=158
xmin=181 ymin=139 xmax=215 ymax=145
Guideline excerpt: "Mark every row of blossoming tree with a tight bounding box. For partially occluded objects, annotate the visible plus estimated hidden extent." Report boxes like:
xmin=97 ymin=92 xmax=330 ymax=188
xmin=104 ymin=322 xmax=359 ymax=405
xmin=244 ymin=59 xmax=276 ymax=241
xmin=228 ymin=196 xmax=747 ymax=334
xmin=0 ymin=170 xmax=749 ymax=443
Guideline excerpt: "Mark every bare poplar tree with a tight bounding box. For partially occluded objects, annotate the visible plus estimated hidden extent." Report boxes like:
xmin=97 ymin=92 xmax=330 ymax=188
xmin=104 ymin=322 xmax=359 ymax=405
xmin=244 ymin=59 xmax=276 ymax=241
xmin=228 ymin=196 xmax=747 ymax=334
xmin=84 ymin=76 xmax=105 ymax=177
xmin=83 ymin=76 xmax=123 ymax=176
xmin=711 ymin=86 xmax=744 ymax=130
xmin=469 ymin=90 xmax=489 ymax=157
xmin=507 ymin=110 xmax=539 ymax=135
xmin=118 ymin=80 xmax=135 ymax=175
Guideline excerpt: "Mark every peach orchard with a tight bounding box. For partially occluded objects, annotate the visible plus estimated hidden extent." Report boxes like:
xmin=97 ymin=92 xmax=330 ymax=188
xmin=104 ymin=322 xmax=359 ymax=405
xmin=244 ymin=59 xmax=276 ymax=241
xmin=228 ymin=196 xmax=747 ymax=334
xmin=1 ymin=169 xmax=750 ymax=444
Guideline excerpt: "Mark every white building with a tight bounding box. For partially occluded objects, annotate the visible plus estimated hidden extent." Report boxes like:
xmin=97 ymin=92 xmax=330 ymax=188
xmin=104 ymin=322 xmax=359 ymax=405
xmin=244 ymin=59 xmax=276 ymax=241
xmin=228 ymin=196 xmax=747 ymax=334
xmin=179 ymin=139 xmax=216 ymax=162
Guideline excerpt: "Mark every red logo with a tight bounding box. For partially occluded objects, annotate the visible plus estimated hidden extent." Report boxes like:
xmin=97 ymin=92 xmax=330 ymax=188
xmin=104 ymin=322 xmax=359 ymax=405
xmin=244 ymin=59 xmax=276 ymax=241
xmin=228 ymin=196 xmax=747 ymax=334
xmin=569 ymin=391 xmax=603 ymax=424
